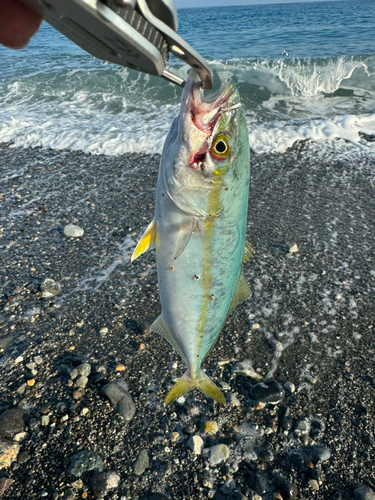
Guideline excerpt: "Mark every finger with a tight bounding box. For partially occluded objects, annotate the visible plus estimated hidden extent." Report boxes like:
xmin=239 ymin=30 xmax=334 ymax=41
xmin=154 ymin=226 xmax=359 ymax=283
xmin=0 ymin=0 xmax=42 ymax=49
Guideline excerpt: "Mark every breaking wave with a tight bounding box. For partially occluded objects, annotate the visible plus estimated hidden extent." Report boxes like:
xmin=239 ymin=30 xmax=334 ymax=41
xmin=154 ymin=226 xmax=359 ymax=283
xmin=1 ymin=51 xmax=375 ymax=156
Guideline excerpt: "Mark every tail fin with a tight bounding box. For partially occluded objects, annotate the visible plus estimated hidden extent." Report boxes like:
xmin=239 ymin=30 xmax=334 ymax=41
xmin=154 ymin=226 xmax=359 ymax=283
xmin=164 ymin=370 xmax=226 ymax=406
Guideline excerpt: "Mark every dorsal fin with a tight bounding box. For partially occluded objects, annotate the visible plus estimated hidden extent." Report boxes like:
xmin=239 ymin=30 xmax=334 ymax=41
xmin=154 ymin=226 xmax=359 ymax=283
xmin=242 ymin=241 xmax=254 ymax=263
xmin=131 ymin=219 xmax=156 ymax=262
xmin=151 ymin=314 xmax=184 ymax=359
xmin=227 ymin=269 xmax=251 ymax=317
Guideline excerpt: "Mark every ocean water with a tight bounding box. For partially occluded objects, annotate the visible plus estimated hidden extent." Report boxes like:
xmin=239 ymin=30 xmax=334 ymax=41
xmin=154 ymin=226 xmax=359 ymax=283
xmin=1 ymin=0 xmax=375 ymax=157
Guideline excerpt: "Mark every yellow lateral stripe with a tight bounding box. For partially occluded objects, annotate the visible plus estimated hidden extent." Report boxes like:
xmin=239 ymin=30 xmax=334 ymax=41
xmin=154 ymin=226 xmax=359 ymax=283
xmin=131 ymin=219 xmax=156 ymax=262
xmin=196 ymin=176 xmax=224 ymax=363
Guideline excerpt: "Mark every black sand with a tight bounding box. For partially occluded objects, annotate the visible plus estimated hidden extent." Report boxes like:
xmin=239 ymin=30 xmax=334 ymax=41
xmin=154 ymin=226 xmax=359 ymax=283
xmin=0 ymin=142 xmax=375 ymax=499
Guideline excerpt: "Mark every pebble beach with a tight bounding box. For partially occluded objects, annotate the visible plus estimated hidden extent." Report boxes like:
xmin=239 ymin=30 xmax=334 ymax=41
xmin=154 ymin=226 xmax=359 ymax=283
xmin=1 ymin=142 xmax=374 ymax=500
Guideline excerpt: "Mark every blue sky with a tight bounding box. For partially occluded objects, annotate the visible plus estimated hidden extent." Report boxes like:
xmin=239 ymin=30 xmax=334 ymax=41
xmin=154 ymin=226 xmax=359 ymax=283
xmin=175 ymin=0 xmax=335 ymax=7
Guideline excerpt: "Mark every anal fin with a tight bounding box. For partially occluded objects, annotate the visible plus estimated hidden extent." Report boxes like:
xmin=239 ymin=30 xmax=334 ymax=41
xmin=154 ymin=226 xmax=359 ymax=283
xmin=227 ymin=269 xmax=251 ymax=317
xmin=131 ymin=219 xmax=156 ymax=262
xmin=151 ymin=314 xmax=184 ymax=360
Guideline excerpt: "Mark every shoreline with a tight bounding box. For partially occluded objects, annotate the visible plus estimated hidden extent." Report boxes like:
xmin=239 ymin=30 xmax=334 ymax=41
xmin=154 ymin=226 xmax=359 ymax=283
xmin=1 ymin=143 xmax=375 ymax=500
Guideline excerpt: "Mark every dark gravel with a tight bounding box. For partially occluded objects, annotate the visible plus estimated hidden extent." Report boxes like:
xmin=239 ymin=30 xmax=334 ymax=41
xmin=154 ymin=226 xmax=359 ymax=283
xmin=0 ymin=142 xmax=375 ymax=499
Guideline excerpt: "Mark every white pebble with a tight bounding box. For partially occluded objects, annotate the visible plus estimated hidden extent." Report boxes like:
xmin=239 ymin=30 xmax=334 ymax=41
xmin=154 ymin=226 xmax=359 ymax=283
xmin=106 ymin=472 xmax=120 ymax=490
xmin=284 ymin=381 xmax=296 ymax=393
xmin=64 ymin=224 xmax=84 ymax=238
xmin=187 ymin=435 xmax=204 ymax=455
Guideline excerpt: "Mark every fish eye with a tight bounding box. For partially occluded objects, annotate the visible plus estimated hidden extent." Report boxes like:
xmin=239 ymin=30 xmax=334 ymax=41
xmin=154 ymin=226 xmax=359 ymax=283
xmin=211 ymin=134 xmax=230 ymax=159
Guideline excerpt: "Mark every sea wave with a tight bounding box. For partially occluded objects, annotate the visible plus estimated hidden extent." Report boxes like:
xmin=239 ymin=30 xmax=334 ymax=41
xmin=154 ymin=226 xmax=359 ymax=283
xmin=1 ymin=55 xmax=375 ymax=156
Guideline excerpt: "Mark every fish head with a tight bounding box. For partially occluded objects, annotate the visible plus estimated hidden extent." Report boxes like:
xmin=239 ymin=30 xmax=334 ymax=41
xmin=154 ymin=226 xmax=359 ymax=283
xmin=161 ymin=71 xmax=249 ymax=217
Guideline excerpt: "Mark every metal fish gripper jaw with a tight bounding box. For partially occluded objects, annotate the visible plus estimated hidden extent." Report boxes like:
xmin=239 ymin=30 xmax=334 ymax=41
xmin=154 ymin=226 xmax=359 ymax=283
xmin=20 ymin=0 xmax=213 ymax=89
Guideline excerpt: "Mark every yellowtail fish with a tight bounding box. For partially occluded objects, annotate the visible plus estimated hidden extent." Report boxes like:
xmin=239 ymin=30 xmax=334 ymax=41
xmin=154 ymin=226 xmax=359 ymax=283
xmin=132 ymin=71 xmax=251 ymax=405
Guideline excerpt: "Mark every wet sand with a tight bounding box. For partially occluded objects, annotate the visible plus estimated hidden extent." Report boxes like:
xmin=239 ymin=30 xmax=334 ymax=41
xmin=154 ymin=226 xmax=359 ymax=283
xmin=0 ymin=142 xmax=375 ymax=500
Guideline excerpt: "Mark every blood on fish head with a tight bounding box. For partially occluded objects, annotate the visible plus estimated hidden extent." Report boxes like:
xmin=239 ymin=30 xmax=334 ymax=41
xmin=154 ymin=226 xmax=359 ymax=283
xmin=160 ymin=71 xmax=249 ymax=217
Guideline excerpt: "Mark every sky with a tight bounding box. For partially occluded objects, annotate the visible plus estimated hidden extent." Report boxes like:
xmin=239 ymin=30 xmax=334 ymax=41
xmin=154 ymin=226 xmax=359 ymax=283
xmin=175 ymin=0 xmax=336 ymax=7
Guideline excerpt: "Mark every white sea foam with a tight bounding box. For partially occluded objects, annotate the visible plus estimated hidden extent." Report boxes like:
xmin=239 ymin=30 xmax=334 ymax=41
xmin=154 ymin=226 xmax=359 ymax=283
xmin=1 ymin=56 xmax=375 ymax=157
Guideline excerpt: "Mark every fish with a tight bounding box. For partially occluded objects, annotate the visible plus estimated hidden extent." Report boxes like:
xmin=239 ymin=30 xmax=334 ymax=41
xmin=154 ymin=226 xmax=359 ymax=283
xmin=131 ymin=71 xmax=251 ymax=406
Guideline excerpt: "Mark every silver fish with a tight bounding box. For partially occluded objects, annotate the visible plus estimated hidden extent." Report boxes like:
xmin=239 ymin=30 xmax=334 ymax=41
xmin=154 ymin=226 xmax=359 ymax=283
xmin=132 ymin=71 xmax=251 ymax=405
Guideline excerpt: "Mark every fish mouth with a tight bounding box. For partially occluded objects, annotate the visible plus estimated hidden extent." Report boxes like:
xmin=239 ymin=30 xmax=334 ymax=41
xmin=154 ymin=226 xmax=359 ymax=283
xmin=179 ymin=71 xmax=241 ymax=134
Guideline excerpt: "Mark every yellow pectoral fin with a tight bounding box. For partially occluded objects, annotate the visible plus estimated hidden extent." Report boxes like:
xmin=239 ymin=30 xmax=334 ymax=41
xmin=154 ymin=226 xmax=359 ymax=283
xmin=131 ymin=219 xmax=157 ymax=262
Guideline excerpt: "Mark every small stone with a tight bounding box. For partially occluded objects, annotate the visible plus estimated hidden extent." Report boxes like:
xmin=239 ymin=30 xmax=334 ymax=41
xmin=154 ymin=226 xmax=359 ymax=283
xmin=0 ymin=477 xmax=14 ymax=497
xmin=13 ymin=431 xmax=28 ymax=443
xmin=71 ymin=479 xmax=83 ymax=489
xmin=257 ymin=447 xmax=273 ymax=463
xmin=176 ymin=396 xmax=185 ymax=405
xmin=0 ymin=335 xmax=14 ymax=350
xmin=354 ymin=486 xmax=375 ymax=500
xmin=231 ymin=360 xmax=262 ymax=380
xmin=73 ymin=389 xmax=84 ymax=400
xmin=310 ymin=445 xmax=331 ymax=463
xmin=234 ymin=420 xmax=261 ymax=438
xmin=226 ymin=393 xmax=241 ymax=407
xmin=308 ymin=479 xmax=319 ymax=491
xmin=248 ymin=472 xmax=267 ymax=496
xmin=76 ymin=376 xmax=88 ymax=388
xmin=40 ymin=278 xmax=61 ymax=298
xmin=115 ymin=364 xmax=126 ymax=372
xmin=0 ymin=409 xmax=28 ymax=438
xmin=187 ymin=435 xmax=204 ymax=455
xmin=81 ymin=408 xmax=89 ymax=416
xmin=134 ymin=449 xmax=149 ymax=476
xmin=64 ymin=224 xmax=84 ymax=238
xmin=78 ymin=363 xmax=91 ymax=377
xmin=15 ymin=356 xmax=23 ymax=364
xmin=63 ymin=488 xmax=75 ymax=500
xmin=249 ymin=380 xmax=285 ymax=404
xmin=203 ymin=421 xmax=218 ymax=434
xmin=288 ymin=243 xmax=298 ymax=254
xmin=273 ymin=476 xmax=297 ymax=500
xmin=283 ymin=382 xmax=295 ymax=393
xmin=137 ymin=322 xmax=150 ymax=335
xmin=281 ymin=416 xmax=293 ymax=431
xmin=90 ymin=471 xmax=107 ymax=498
xmin=67 ymin=450 xmax=103 ymax=478
xmin=16 ymin=384 xmax=26 ymax=396
xmin=101 ymin=382 xmax=136 ymax=423
xmin=17 ymin=451 xmax=30 ymax=464
xmin=106 ymin=471 xmax=120 ymax=490
xmin=26 ymin=362 xmax=36 ymax=370
xmin=34 ymin=356 xmax=43 ymax=364
xmin=171 ymin=432 xmax=180 ymax=443
xmin=227 ymin=492 xmax=248 ymax=500
xmin=0 ymin=439 xmax=20 ymax=469
xmin=41 ymin=416 xmax=50 ymax=427
xmin=27 ymin=379 xmax=35 ymax=387
xmin=207 ymin=444 xmax=229 ymax=465
xmin=295 ymin=419 xmax=310 ymax=435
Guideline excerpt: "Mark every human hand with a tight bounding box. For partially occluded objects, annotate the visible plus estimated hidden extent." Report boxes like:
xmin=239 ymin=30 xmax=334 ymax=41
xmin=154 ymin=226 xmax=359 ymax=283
xmin=0 ymin=0 xmax=42 ymax=49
